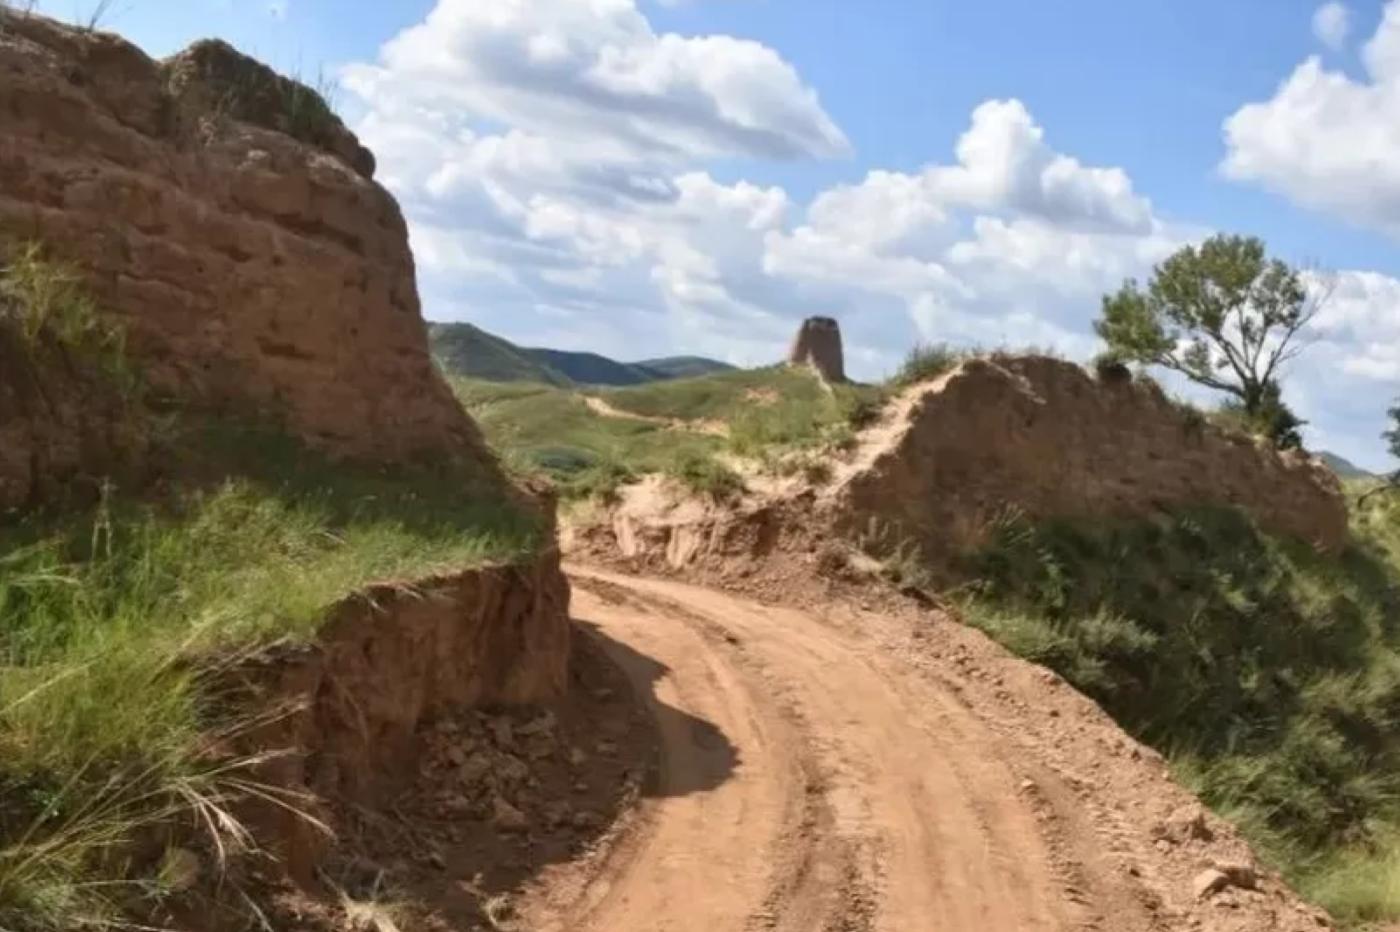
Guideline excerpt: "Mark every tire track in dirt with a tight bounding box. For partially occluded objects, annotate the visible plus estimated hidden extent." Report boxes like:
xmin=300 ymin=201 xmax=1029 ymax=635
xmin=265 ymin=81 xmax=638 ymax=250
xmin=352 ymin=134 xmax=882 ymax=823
xmin=518 ymin=570 xmax=1147 ymax=932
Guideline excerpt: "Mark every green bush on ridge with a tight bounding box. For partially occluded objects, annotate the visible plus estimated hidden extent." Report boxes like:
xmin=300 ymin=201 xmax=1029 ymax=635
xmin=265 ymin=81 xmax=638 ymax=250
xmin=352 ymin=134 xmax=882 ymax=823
xmin=956 ymin=504 xmax=1400 ymax=923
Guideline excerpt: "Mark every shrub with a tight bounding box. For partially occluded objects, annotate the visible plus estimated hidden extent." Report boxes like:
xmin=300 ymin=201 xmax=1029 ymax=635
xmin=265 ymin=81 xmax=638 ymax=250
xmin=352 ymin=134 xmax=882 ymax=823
xmin=890 ymin=343 xmax=966 ymax=387
xmin=957 ymin=505 xmax=1400 ymax=916
xmin=1092 ymin=351 xmax=1132 ymax=384
xmin=0 ymin=242 xmax=136 ymax=397
xmin=664 ymin=453 xmax=745 ymax=501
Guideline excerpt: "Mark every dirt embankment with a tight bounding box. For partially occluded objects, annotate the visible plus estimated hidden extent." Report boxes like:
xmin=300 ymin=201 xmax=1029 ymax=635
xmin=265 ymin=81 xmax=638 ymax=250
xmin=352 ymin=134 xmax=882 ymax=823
xmin=568 ymin=355 xmax=1348 ymax=582
xmin=179 ymin=549 xmax=585 ymax=929
xmin=836 ymin=356 xmax=1347 ymax=565
xmin=0 ymin=11 xmax=489 ymax=510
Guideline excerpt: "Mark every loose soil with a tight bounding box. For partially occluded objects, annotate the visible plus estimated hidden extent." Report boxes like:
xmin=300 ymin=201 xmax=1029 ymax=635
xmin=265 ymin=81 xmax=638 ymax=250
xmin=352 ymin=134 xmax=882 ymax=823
xmin=505 ymin=568 xmax=1333 ymax=932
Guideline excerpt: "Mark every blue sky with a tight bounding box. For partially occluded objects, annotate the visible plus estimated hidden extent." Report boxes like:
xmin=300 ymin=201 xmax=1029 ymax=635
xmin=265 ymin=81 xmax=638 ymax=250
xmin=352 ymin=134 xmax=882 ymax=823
xmin=35 ymin=0 xmax=1400 ymax=469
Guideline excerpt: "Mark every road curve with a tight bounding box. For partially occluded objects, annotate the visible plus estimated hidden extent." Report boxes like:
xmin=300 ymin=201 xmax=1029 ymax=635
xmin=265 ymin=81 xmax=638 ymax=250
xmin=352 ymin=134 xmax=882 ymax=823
xmin=517 ymin=569 xmax=1159 ymax=932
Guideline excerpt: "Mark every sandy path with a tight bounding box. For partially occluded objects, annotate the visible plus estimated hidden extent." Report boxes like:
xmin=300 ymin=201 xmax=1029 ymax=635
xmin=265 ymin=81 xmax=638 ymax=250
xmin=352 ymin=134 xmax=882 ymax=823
xmin=517 ymin=569 xmax=1145 ymax=932
xmin=581 ymin=395 xmax=729 ymax=437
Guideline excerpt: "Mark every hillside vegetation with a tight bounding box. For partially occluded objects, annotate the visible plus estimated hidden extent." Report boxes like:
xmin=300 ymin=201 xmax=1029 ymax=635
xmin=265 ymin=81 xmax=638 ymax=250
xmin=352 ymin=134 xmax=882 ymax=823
xmin=0 ymin=255 xmax=541 ymax=930
xmin=430 ymin=321 xmax=734 ymax=387
xmin=452 ymin=366 xmax=883 ymax=499
xmin=942 ymin=493 xmax=1400 ymax=923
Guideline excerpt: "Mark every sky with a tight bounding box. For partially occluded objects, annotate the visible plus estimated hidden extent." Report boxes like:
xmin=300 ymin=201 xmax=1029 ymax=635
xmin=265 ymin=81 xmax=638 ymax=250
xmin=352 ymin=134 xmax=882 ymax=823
xmin=30 ymin=0 xmax=1400 ymax=470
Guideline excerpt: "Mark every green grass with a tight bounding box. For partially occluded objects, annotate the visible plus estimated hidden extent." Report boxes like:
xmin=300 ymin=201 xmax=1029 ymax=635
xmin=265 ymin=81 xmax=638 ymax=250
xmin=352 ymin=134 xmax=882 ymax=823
xmin=454 ymin=368 xmax=885 ymax=500
xmin=0 ymin=422 xmax=537 ymax=928
xmin=600 ymin=366 xmax=885 ymax=456
xmin=452 ymin=379 xmax=722 ymax=499
xmin=0 ymin=241 xmax=137 ymax=398
xmin=664 ymin=453 xmax=745 ymax=501
xmin=889 ymin=343 xmax=969 ymax=388
xmin=430 ymin=322 xmax=572 ymax=386
xmin=953 ymin=504 xmax=1400 ymax=924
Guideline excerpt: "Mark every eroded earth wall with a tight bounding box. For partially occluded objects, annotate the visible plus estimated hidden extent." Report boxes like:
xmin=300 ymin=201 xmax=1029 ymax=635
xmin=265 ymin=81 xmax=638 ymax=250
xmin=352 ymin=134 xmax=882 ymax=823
xmin=837 ymin=356 xmax=1349 ymax=564
xmin=0 ymin=11 xmax=482 ymax=499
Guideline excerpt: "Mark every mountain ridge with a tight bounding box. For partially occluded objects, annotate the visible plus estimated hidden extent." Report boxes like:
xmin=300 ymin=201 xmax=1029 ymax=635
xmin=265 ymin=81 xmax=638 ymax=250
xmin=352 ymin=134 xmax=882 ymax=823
xmin=430 ymin=320 xmax=734 ymax=386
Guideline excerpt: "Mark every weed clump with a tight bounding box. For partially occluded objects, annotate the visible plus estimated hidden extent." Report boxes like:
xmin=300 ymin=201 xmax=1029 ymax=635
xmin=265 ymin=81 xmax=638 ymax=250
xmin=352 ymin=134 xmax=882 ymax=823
xmin=0 ymin=242 xmax=136 ymax=397
xmin=890 ymin=343 xmax=967 ymax=388
xmin=956 ymin=505 xmax=1400 ymax=920
xmin=664 ymin=452 xmax=745 ymax=501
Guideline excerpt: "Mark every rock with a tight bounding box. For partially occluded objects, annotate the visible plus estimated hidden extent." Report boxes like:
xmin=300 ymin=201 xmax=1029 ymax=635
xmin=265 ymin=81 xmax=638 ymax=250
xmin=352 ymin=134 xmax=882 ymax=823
xmin=158 ymin=847 xmax=202 ymax=893
xmin=490 ymin=717 xmax=515 ymax=749
xmin=1155 ymin=804 xmax=1213 ymax=844
xmin=517 ymin=711 xmax=556 ymax=737
xmin=543 ymin=801 xmax=573 ymax=827
xmin=443 ymin=793 xmax=474 ymax=815
xmin=569 ymin=747 xmax=588 ymax=767
xmin=1193 ymin=869 xmax=1231 ymax=900
xmin=786 ymin=316 xmax=846 ymax=383
xmin=1213 ymin=861 xmax=1258 ymax=890
xmin=496 ymin=754 xmax=530 ymax=786
xmin=571 ymin=810 xmax=602 ymax=830
xmin=458 ymin=752 xmax=494 ymax=790
xmin=492 ymin=796 xmax=529 ymax=832
xmin=596 ymin=739 xmax=619 ymax=756
xmin=1193 ymin=862 xmax=1258 ymax=900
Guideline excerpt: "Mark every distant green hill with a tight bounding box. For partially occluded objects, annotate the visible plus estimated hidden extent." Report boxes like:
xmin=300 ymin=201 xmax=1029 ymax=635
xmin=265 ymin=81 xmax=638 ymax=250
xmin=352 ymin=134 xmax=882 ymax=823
xmin=428 ymin=322 xmax=570 ymax=386
xmin=524 ymin=347 xmax=661 ymax=386
xmin=429 ymin=321 xmax=734 ymax=386
xmin=636 ymin=356 xmax=736 ymax=380
xmin=1319 ymin=451 xmax=1376 ymax=480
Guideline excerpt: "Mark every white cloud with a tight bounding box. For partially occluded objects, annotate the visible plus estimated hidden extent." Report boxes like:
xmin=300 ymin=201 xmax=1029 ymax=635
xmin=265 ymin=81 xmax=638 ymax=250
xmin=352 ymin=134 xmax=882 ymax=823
xmin=341 ymin=0 xmax=848 ymax=163
xmin=342 ymin=0 xmax=1400 ymax=467
xmin=1224 ymin=0 xmax=1400 ymax=238
xmin=1312 ymin=2 xmax=1351 ymax=50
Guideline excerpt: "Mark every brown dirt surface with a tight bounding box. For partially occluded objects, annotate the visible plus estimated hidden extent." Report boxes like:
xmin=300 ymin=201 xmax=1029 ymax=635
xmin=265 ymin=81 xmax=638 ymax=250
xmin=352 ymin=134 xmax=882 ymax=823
xmin=197 ymin=626 xmax=658 ymax=932
xmin=501 ymin=567 xmax=1335 ymax=932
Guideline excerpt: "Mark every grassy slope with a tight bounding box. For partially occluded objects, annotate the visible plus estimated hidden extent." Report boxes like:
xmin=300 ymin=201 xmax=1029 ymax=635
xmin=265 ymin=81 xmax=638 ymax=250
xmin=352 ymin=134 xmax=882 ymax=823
xmin=635 ymin=356 xmax=736 ymax=380
xmin=1 ymin=255 xmax=540 ymax=929
xmin=523 ymin=347 xmax=659 ymax=386
xmin=452 ymin=379 xmax=723 ymax=498
xmin=452 ymin=367 xmax=884 ymax=498
xmin=950 ymin=502 xmax=1400 ymax=924
xmin=598 ymin=365 xmax=885 ymax=456
xmin=429 ymin=321 xmax=571 ymax=386
xmin=0 ymin=424 xmax=540 ymax=929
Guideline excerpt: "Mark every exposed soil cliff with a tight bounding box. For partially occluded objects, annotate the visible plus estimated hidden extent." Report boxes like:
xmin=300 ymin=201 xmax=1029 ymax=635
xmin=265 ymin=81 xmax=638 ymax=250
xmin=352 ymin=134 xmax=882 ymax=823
xmin=835 ymin=356 xmax=1348 ymax=564
xmin=0 ymin=11 xmax=481 ymax=473
xmin=228 ymin=550 xmax=573 ymax=888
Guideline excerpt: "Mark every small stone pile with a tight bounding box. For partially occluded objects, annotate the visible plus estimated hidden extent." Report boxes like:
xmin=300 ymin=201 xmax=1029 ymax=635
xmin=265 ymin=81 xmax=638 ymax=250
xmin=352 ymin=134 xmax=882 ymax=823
xmin=415 ymin=708 xmax=608 ymax=834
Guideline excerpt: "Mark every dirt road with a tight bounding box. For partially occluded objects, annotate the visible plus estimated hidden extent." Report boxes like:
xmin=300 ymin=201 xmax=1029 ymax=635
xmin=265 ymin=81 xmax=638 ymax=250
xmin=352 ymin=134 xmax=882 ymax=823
xmin=518 ymin=569 xmax=1164 ymax=932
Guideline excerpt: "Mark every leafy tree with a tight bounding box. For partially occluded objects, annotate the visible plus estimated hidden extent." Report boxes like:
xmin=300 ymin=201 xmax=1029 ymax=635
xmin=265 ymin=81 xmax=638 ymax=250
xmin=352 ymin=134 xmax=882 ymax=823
xmin=1355 ymin=406 xmax=1400 ymax=505
xmin=1096 ymin=234 xmax=1321 ymax=441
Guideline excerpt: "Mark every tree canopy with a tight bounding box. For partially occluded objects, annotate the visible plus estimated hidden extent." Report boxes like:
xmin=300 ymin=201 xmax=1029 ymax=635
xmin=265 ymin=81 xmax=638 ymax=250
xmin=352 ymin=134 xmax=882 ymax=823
xmin=1096 ymin=234 xmax=1319 ymax=445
